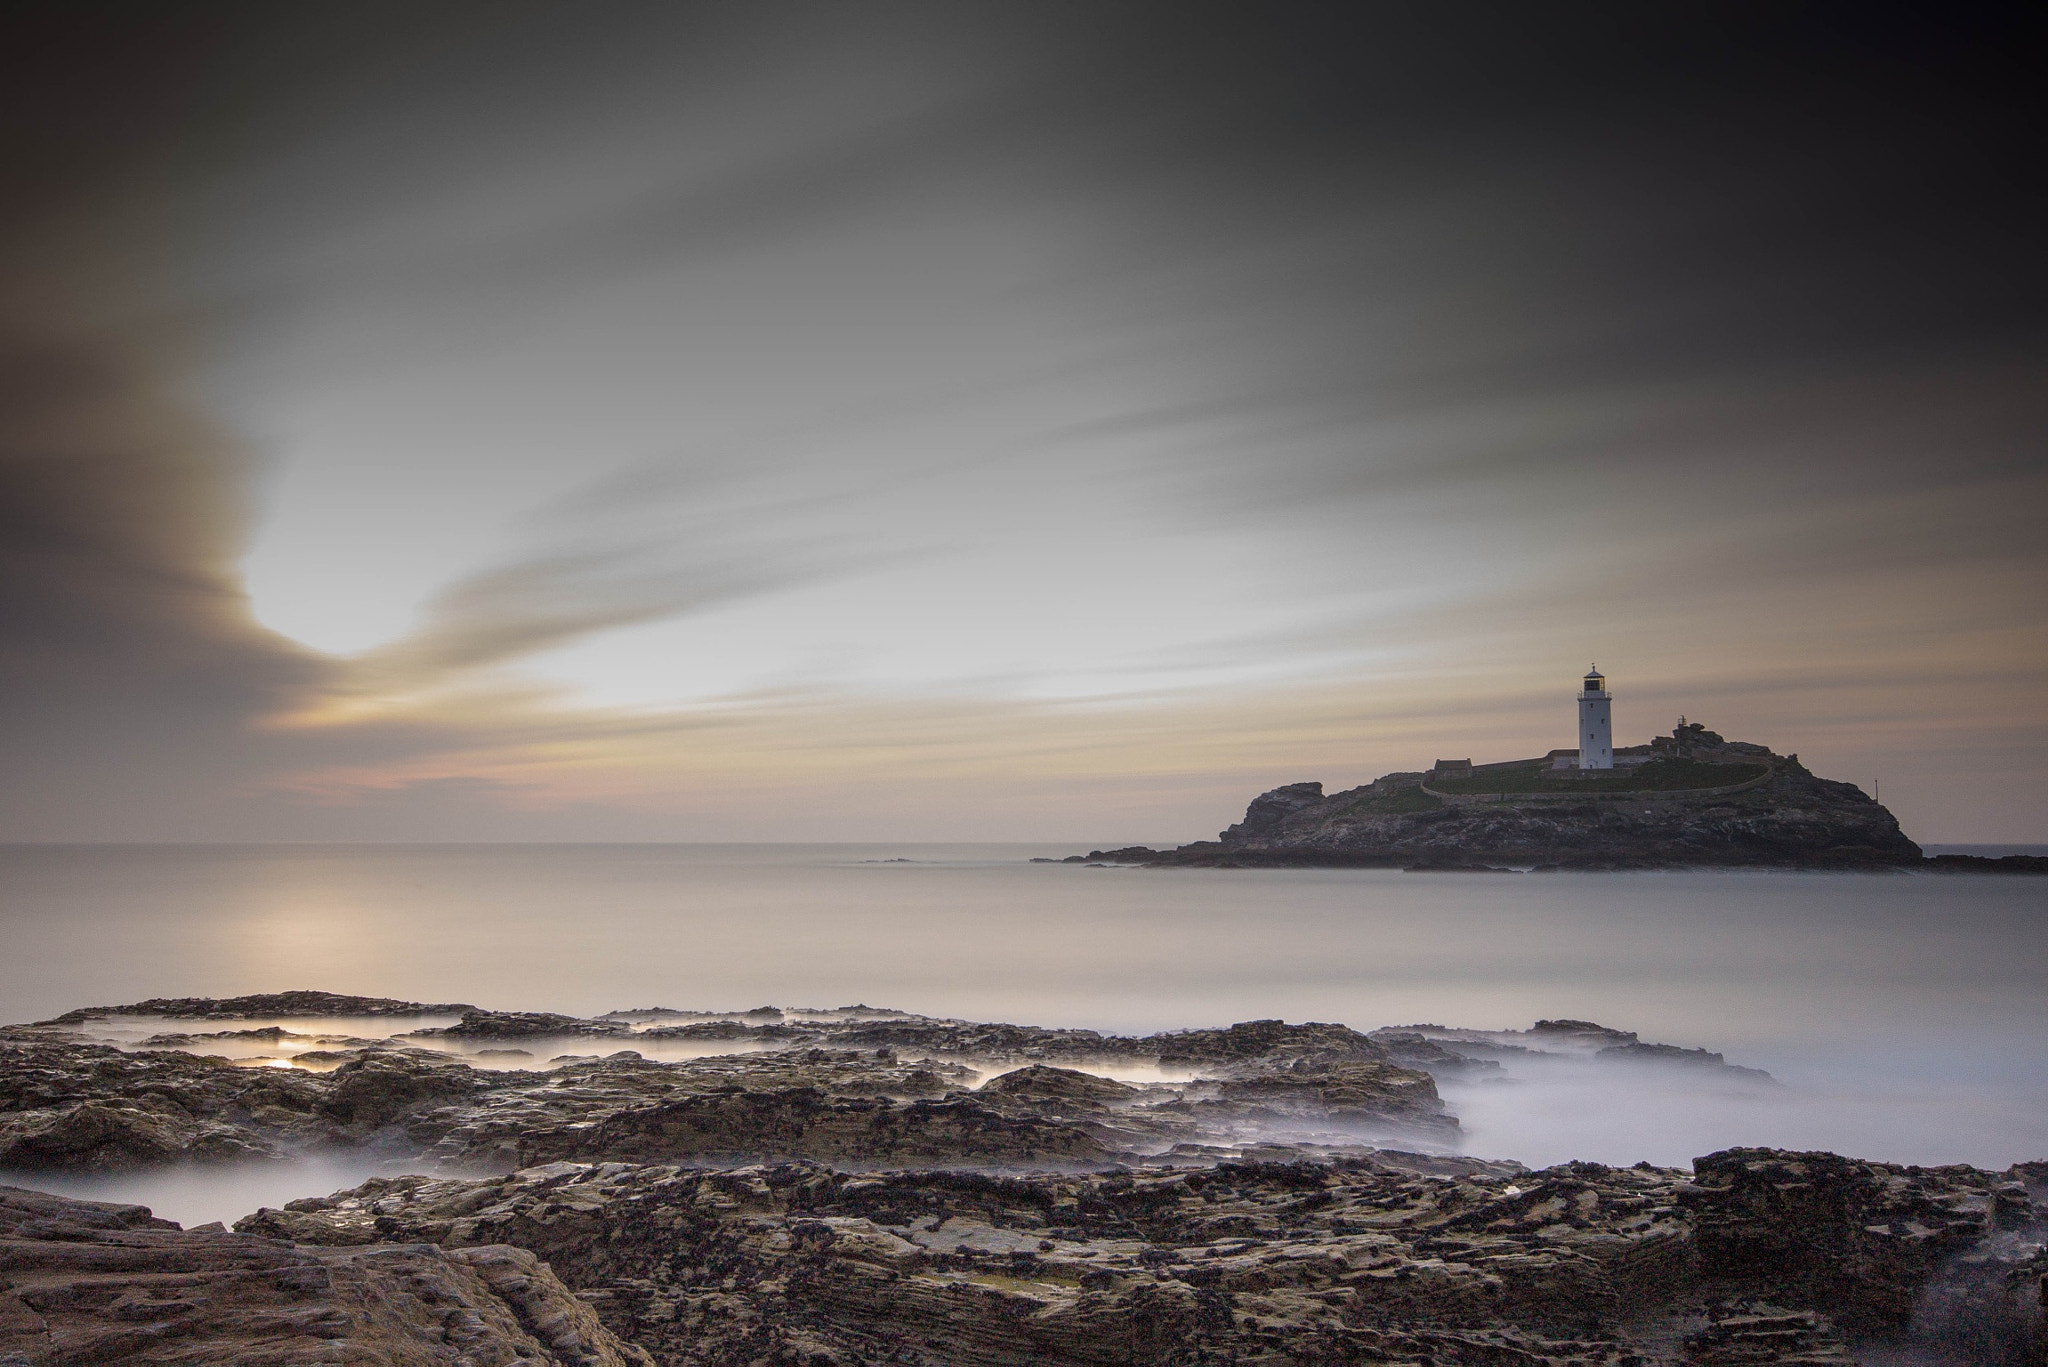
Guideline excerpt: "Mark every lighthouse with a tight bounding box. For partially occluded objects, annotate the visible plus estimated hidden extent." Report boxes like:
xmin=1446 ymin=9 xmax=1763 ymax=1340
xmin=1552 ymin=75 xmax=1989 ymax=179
xmin=1578 ymin=665 xmax=1613 ymax=770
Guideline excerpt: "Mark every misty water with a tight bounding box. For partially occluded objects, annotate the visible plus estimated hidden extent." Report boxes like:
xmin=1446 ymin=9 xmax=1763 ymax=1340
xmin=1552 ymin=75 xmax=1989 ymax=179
xmin=2 ymin=843 xmax=2043 ymax=1228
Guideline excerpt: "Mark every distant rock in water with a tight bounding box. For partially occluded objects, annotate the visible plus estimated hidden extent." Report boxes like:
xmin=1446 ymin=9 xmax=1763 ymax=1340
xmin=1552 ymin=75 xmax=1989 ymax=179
xmin=1924 ymin=852 xmax=2048 ymax=873
xmin=45 ymin=989 xmax=478 ymax=1024
xmin=1084 ymin=729 xmax=1928 ymax=870
xmin=411 ymin=1008 xmax=636 ymax=1040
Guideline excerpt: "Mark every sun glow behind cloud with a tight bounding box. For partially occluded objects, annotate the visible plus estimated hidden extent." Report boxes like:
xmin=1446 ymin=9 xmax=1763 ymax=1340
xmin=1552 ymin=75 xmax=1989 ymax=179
xmin=214 ymin=37 xmax=1468 ymax=713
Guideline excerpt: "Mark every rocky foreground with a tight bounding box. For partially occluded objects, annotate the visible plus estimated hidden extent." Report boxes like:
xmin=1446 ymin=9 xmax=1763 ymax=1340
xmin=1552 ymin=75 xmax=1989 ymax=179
xmin=0 ymin=991 xmax=2042 ymax=1364
xmin=0 ymin=1183 xmax=649 ymax=1365
xmin=3 ymin=995 xmax=1474 ymax=1174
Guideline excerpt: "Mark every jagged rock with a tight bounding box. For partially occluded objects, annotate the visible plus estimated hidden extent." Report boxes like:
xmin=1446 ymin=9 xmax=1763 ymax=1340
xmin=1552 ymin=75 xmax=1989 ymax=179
xmin=1221 ymin=780 xmax=1330 ymax=841
xmin=1684 ymin=1304 xmax=1856 ymax=1363
xmin=514 ymin=1089 xmax=1115 ymax=1167
xmin=1681 ymin=1147 xmax=2014 ymax=1333
xmin=413 ymin=1009 xmax=636 ymax=1040
xmin=1151 ymin=1018 xmax=1388 ymax=1067
xmin=239 ymin=1156 xmax=1703 ymax=1364
xmin=415 ymin=1049 xmax=982 ymax=1166
xmin=980 ymin=1065 xmax=1142 ymax=1110
xmin=315 ymin=1051 xmax=486 ymax=1130
xmin=634 ymin=1020 xmax=803 ymax=1041
xmin=232 ymin=1146 xmax=2048 ymax=1363
xmin=140 ymin=1026 xmax=306 ymax=1046
xmin=1898 ymin=1237 xmax=2048 ymax=1366
xmin=1064 ymin=846 xmax=1162 ymax=863
xmin=0 ymin=1183 xmax=651 ymax=1365
xmin=0 ymin=1100 xmax=278 ymax=1171
xmin=0 ymin=1037 xmax=330 ymax=1170
xmin=1530 ymin=1018 xmax=1641 ymax=1046
xmin=1382 ymin=1021 xmax=1779 ymax=1084
xmin=826 ymin=1018 xmax=1125 ymax=1058
xmin=1598 ymin=1042 xmax=1778 ymax=1081
xmin=8 ymin=992 xmax=2045 ymax=1362
xmin=1210 ymin=1060 xmax=1459 ymax=1138
xmin=23 ymin=1005 xmax=1894 ymax=1174
xmin=1367 ymin=1030 xmax=1505 ymax=1075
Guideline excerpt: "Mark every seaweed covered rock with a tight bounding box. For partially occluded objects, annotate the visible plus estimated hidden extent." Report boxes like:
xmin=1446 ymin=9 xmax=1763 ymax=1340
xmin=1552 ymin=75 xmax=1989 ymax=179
xmin=979 ymin=1065 xmax=1142 ymax=1110
xmin=514 ymin=1088 xmax=1116 ymax=1167
xmin=1681 ymin=1146 xmax=2015 ymax=1332
xmin=412 ymin=1008 xmax=637 ymax=1040
xmin=315 ymin=1050 xmax=486 ymax=1130
xmin=242 ymin=1149 xmax=2048 ymax=1365
xmin=238 ymin=1155 xmax=1700 ymax=1365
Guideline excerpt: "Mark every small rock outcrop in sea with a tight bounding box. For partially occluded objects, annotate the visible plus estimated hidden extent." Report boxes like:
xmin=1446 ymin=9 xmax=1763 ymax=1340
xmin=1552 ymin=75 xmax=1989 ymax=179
xmin=1375 ymin=1020 xmax=1781 ymax=1083
xmin=43 ymin=988 xmax=479 ymax=1024
xmin=1076 ymin=726 xmax=1926 ymax=870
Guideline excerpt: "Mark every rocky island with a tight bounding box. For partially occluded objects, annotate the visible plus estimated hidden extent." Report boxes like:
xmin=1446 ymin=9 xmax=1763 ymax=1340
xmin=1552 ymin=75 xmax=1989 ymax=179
xmin=1074 ymin=721 xmax=1964 ymax=871
xmin=1069 ymin=670 xmax=2048 ymax=871
xmin=1 ymin=990 xmax=2042 ymax=1363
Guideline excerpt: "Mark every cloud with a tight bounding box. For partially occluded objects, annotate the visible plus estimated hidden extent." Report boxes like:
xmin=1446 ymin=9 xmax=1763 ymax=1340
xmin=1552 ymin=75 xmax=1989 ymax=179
xmin=0 ymin=4 xmax=2041 ymax=841
xmin=0 ymin=329 xmax=334 ymax=836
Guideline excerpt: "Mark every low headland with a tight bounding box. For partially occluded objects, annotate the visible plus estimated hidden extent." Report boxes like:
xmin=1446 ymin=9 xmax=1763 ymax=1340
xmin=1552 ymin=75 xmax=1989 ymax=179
xmin=1066 ymin=722 xmax=2048 ymax=872
xmin=2 ymin=989 xmax=2043 ymax=1363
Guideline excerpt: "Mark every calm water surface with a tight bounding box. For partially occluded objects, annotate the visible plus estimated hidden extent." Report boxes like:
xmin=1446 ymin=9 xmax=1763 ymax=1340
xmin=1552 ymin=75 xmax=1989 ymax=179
xmin=2 ymin=844 xmax=2043 ymax=1223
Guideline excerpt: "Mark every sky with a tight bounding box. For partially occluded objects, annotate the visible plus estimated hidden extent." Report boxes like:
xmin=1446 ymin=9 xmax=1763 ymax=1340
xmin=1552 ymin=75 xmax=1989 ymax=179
xmin=2 ymin=3 xmax=2043 ymax=843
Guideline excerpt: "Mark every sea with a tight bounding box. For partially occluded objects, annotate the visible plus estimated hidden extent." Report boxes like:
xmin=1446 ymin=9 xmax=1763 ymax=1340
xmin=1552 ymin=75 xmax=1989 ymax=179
xmin=2 ymin=842 xmax=2044 ymax=1227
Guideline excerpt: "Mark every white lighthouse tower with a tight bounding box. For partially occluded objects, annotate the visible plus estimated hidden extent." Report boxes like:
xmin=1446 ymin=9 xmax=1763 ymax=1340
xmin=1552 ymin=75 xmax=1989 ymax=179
xmin=1578 ymin=665 xmax=1613 ymax=770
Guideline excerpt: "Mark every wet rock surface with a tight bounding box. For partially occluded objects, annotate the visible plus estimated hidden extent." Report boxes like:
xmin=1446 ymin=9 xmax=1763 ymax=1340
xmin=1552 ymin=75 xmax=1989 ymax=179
xmin=2 ymin=994 xmax=2043 ymax=1363
xmin=2 ymin=1009 xmax=1474 ymax=1176
xmin=0 ymin=1038 xmax=328 ymax=1170
xmin=416 ymin=1011 xmax=640 ymax=1042
xmin=235 ymin=1149 xmax=2047 ymax=1365
xmin=0 ymin=1000 xmax=1813 ymax=1177
xmin=0 ymin=1183 xmax=651 ymax=1365
xmin=233 ymin=1154 xmax=1699 ymax=1364
xmin=978 ymin=1066 xmax=1141 ymax=1109
xmin=1682 ymin=1149 xmax=2038 ymax=1334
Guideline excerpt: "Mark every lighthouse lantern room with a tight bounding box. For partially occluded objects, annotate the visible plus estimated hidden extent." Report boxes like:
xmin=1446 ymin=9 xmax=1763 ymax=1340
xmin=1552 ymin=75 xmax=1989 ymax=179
xmin=1578 ymin=666 xmax=1613 ymax=770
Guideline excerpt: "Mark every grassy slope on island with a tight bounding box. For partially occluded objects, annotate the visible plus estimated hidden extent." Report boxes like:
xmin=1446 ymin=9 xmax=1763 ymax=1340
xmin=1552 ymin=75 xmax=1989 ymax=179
xmin=1426 ymin=757 xmax=1768 ymax=796
xmin=1340 ymin=785 xmax=1445 ymax=815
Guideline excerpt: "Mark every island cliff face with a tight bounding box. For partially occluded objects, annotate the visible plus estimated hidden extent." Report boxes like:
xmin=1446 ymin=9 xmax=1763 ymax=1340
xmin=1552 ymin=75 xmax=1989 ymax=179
xmin=1111 ymin=730 xmax=1922 ymax=870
